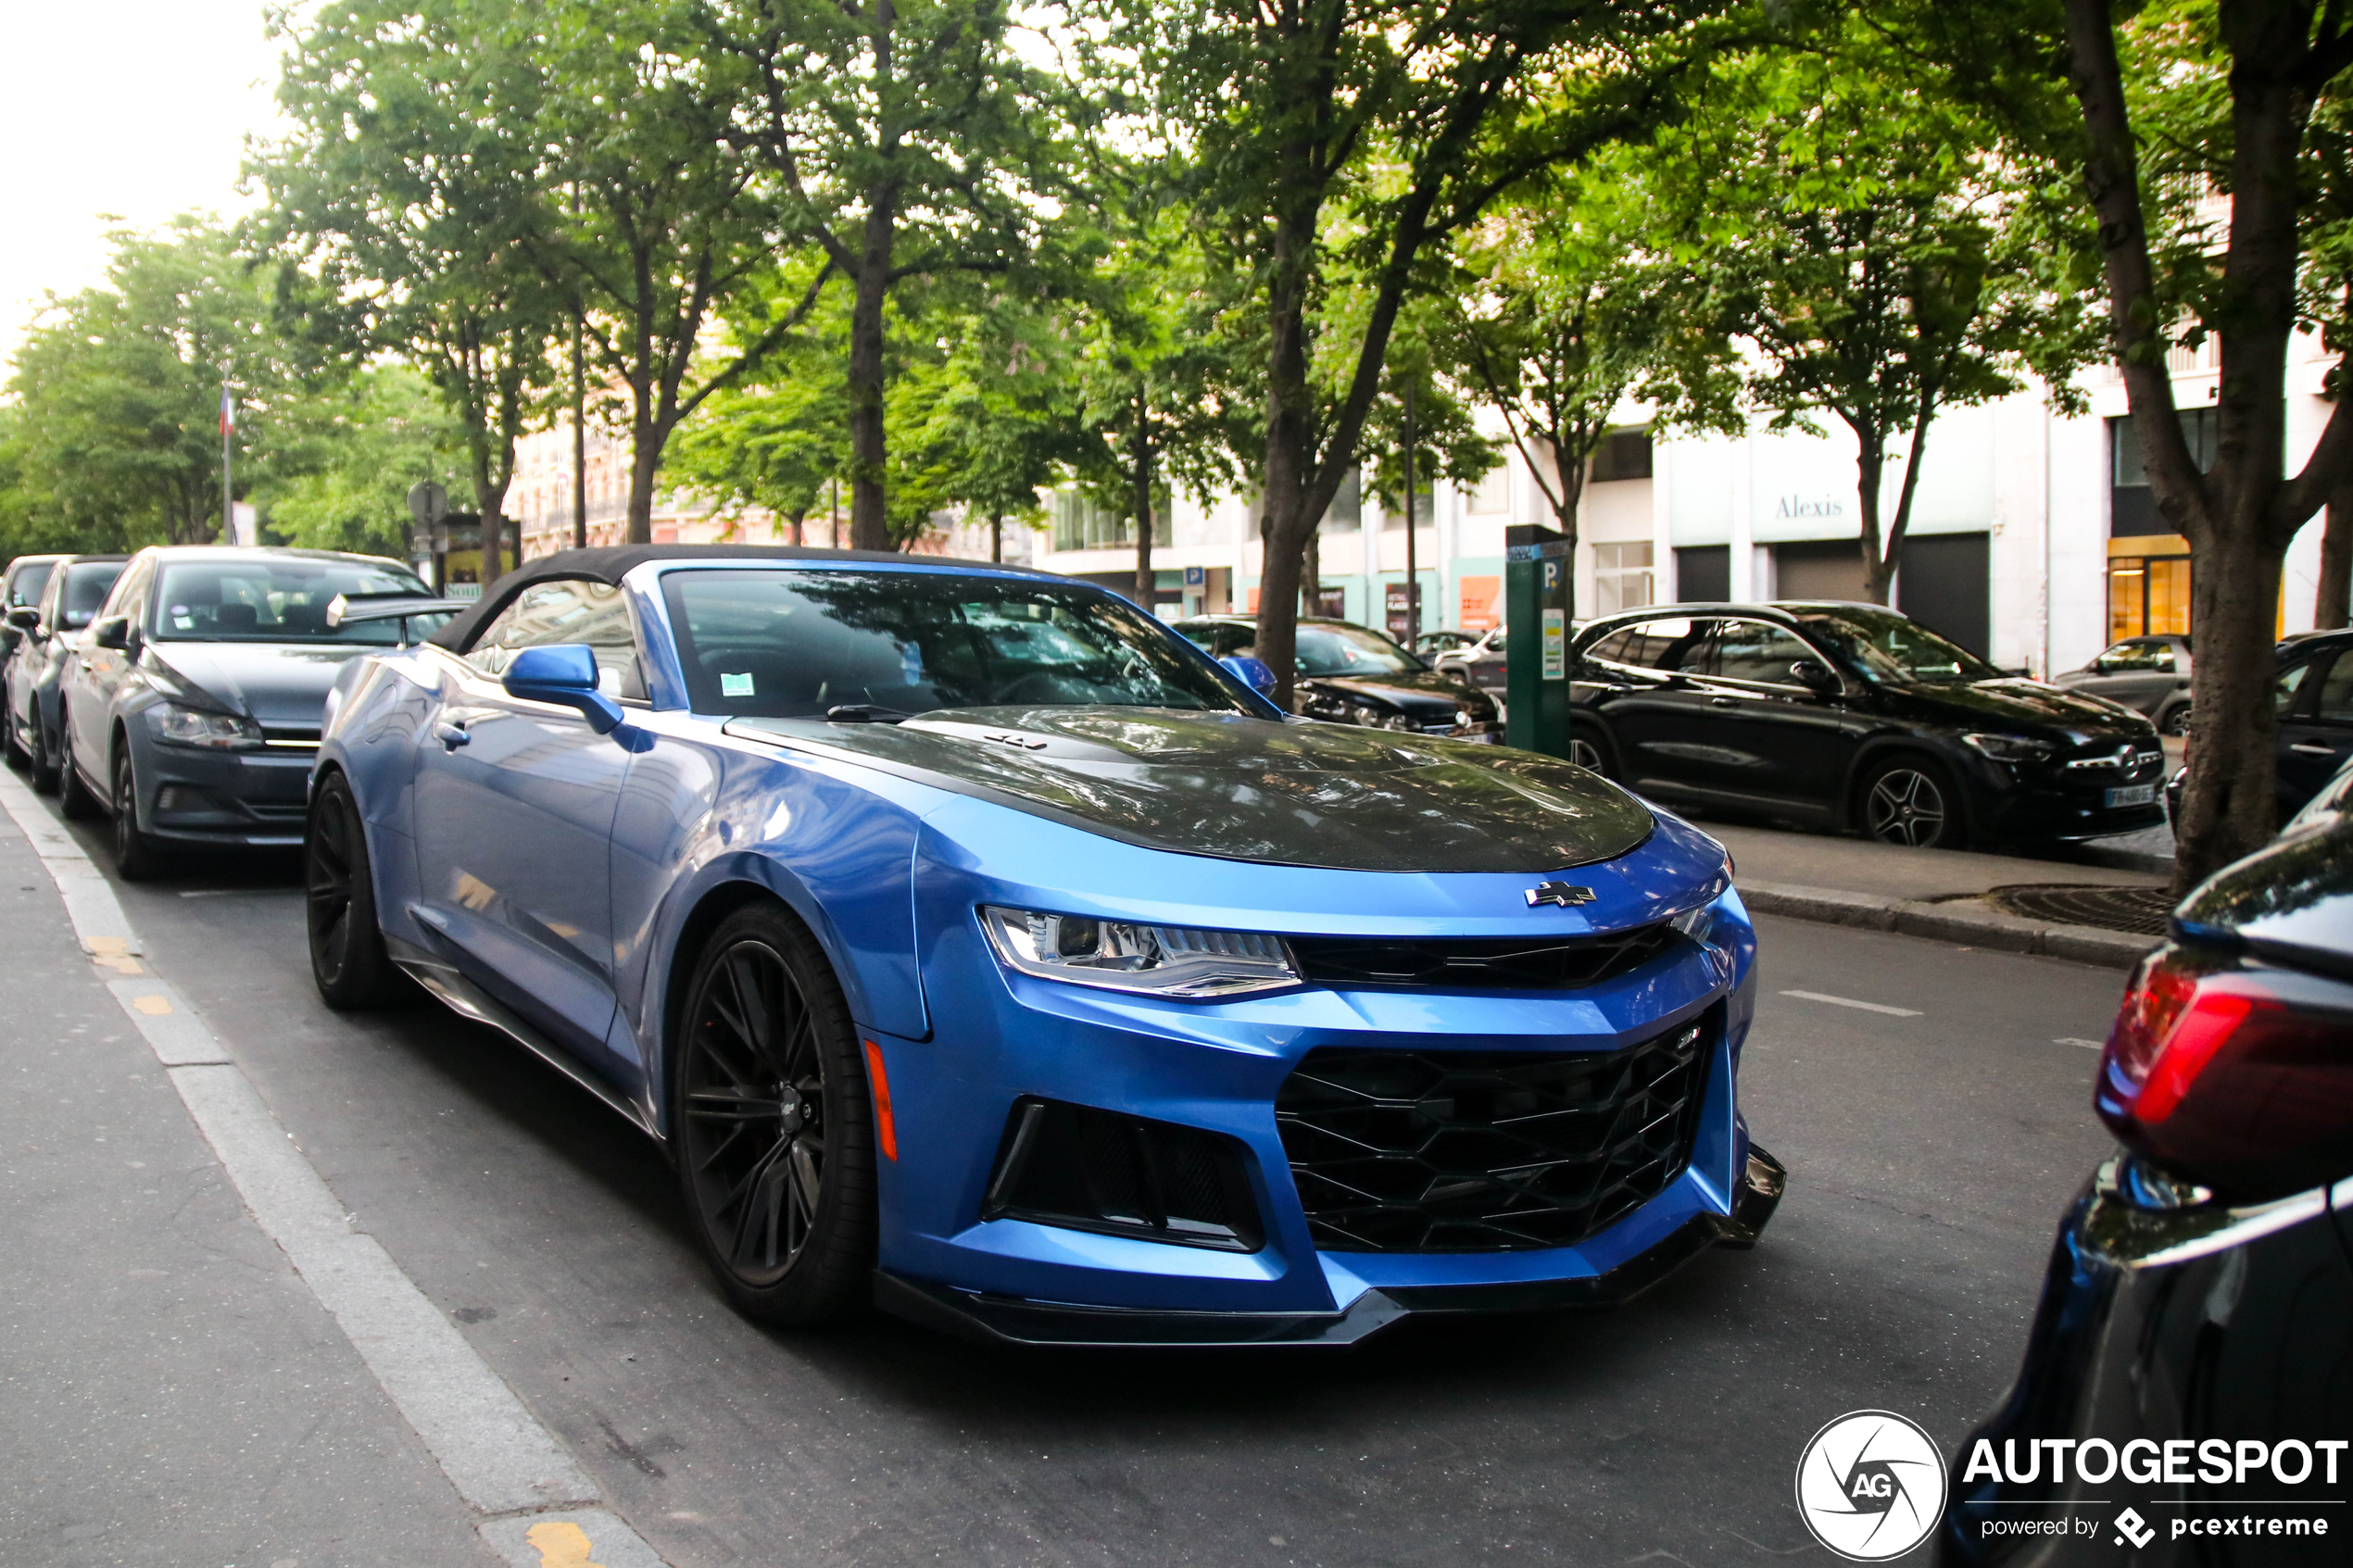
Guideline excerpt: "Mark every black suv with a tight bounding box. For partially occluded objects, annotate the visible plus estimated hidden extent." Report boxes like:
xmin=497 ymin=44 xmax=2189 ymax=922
xmin=1173 ymin=614 xmax=1502 ymax=739
xmin=1567 ymin=601 xmax=2165 ymax=848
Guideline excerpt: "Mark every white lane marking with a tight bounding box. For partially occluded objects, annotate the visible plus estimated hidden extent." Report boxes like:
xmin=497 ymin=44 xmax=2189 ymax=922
xmin=2057 ymin=1036 xmax=2106 ymax=1050
xmin=4 ymin=779 xmax=665 ymax=1561
xmin=0 ymin=772 xmax=142 ymax=955
xmin=1779 ymin=988 xmax=1923 ymax=1018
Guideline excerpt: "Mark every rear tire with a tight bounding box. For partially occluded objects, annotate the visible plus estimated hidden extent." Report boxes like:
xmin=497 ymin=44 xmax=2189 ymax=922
xmin=110 ymin=743 xmax=165 ymax=882
xmin=671 ymin=902 xmax=875 ymax=1328
xmin=2 ymin=707 xmax=25 ymax=771
xmin=57 ymin=715 xmax=101 ymax=821
xmin=1859 ymin=756 xmax=1964 ymax=850
xmin=307 ymin=771 xmax=399 ymax=1010
xmin=2158 ymin=702 xmax=2191 ymax=737
xmin=1568 ymin=726 xmax=1617 ymax=779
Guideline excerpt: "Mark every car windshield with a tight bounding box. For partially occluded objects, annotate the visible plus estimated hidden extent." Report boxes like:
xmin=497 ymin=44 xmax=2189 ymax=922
xmin=660 ymin=569 xmax=1252 ymax=717
xmin=59 ymin=562 xmax=125 ymax=629
xmin=9 ymin=562 xmax=56 ymax=608
xmin=1293 ymin=623 xmax=1423 ymax=677
xmin=1797 ymin=609 xmax=1998 ymax=684
xmin=154 ymin=560 xmax=435 ymax=644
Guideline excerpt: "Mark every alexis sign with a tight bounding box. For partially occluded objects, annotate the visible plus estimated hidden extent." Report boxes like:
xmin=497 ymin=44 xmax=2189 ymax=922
xmin=1772 ymin=492 xmax=1846 ymax=521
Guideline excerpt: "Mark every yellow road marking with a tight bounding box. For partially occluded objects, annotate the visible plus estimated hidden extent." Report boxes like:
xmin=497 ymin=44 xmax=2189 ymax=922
xmin=91 ymin=954 xmax=144 ymax=974
xmin=130 ymin=995 xmax=173 ymax=1017
xmin=524 ymin=1520 xmax=609 ymax=1568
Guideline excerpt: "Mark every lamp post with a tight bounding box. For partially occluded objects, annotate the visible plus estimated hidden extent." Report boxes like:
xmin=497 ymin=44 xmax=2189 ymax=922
xmin=1403 ymin=381 xmax=1418 ymax=646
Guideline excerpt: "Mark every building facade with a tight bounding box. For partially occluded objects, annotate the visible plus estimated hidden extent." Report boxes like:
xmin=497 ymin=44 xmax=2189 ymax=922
xmin=1028 ymin=334 xmax=2341 ymax=677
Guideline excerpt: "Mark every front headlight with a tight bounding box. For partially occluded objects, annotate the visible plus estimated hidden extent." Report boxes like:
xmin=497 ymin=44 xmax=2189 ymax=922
xmin=153 ymin=703 xmax=263 ymax=749
xmin=1961 ymin=732 xmax=2053 ymax=764
xmin=979 ymin=906 xmax=1299 ymax=998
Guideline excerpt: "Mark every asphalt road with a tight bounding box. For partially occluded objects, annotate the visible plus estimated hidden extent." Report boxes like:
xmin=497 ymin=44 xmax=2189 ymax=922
xmin=1 ymin=806 xmax=2136 ymax=1568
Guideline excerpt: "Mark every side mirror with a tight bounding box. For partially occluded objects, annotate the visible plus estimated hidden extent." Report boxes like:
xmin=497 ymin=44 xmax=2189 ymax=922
xmin=91 ymin=617 xmax=132 ymax=652
xmin=1219 ymin=654 xmax=1277 ymax=695
xmin=6 ymin=606 xmax=39 ymax=631
xmin=1791 ymin=660 xmax=1840 ymax=695
xmin=502 ymin=643 xmax=625 ymax=734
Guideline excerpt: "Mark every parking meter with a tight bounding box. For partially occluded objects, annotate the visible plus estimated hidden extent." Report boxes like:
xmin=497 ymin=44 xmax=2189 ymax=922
xmin=1504 ymin=522 xmax=1572 ymax=759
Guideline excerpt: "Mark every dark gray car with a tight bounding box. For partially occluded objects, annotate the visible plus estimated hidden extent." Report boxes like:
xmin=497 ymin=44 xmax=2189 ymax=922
xmin=57 ymin=546 xmax=446 ymax=878
xmin=2051 ymin=633 xmax=2192 ymax=734
xmin=5 ymin=554 xmax=128 ymax=790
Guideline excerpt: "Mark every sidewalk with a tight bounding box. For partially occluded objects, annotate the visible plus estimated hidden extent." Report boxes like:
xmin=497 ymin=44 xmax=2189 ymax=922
xmin=1704 ymin=819 xmax=2171 ymax=971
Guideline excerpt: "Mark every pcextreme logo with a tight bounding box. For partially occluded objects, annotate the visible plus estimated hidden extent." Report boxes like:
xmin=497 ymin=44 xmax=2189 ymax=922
xmin=1795 ymin=1410 xmax=1947 ymax=1562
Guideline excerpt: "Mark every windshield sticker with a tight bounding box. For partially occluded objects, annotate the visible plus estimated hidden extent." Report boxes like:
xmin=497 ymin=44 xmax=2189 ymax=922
xmin=172 ymin=615 xmax=194 ymax=630
xmin=721 ymin=671 xmax=755 ymax=697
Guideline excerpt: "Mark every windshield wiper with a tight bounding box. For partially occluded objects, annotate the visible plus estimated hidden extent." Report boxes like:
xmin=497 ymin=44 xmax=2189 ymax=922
xmin=825 ymin=703 xmax=912 ymax=723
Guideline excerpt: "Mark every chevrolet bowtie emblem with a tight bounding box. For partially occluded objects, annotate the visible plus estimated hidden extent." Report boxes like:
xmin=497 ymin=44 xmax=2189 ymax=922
xmin=1526 ymin=882 xmax=1596 ymax=908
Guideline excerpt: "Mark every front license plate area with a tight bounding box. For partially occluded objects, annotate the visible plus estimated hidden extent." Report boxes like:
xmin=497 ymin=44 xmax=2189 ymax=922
xmin=2106 ymin=784 xmax=2156 ymax=808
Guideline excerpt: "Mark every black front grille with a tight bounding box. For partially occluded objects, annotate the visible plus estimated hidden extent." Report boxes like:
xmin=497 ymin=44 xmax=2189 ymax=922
xmin=1275 ymin=1019 xmax=1712 ymax=1252
xmin=1287 ymin=922 xmax=1679 ymax=990
xmin=983 ymin=1098 xmax=1264 ymax=1251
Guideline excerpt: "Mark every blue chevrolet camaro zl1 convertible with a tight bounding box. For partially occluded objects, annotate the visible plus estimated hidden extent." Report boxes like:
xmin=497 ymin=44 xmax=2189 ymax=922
xmin=307 ymin=545 xmax=1782 ymax=1345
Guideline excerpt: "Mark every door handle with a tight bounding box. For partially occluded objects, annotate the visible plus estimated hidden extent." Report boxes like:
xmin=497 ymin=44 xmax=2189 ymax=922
xmin=1709 ymin=696 xmax=1738 ymax=708
xmin=2289 ymin=742 xmax=2338 ymax=757
xmin=434 ymin=722 xmax=471 ymax=749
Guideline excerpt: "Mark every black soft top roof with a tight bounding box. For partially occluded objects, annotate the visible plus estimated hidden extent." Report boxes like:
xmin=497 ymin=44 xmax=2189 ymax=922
xmin=427 ymin=544 xmax=1069 ymax=651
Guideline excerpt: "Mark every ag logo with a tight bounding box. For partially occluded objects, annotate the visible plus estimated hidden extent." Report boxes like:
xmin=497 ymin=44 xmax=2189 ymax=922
xmin=1794 ymin=1410 xmax=1945 ymax=1561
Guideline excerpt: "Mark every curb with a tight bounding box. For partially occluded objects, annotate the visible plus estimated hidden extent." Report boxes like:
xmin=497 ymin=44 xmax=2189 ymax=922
xmin=1739 ymin=880 xmax=2159 ymax=971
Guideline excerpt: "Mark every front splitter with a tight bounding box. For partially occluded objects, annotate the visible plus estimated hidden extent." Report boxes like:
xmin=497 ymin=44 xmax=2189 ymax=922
xmin=875 ymin=1145 xmax=1786 ymax=1349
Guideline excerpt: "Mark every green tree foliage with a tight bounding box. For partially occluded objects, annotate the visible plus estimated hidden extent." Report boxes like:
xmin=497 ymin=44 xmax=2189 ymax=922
xmin=258 ymin=365 xmax=468 ymax=556
xmin=705 ymin=0 xmax=1081 ymax=551
xmin=6 ymin=217 xmax=289 ymax=549
xmin=1652 ymin=23 xmax=2104 ymax=604
xmin=1125 ymin=0 xmax=1739 ymax=705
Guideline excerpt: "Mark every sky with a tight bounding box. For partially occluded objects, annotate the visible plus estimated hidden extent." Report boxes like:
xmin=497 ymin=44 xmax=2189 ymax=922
xmin=0 ymin=0 xmax=289 ymax=364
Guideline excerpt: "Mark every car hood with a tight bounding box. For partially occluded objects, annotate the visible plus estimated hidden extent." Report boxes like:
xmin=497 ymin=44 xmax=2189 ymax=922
xmin=145 ymin=641 xmax=362 ymax=728
xmin=1887 ymin=677 xmax=2149 ymax=737
xmin=724 ymin=706 xmax=1653 ymax=873
xmin=1303 ymin=670 xmax=1484 ymax=712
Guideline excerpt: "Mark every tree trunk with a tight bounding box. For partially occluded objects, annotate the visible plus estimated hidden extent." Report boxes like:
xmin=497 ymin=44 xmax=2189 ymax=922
xmin=2177 ymin=541 xmax=2286 ymax=871
xmin=1549 ymin=436 xmax=1585 ymax=621
xmin=571 ymin=309 xmax=587 ymax=551
xmin=1301 ymin=527 xmax=1320 ymax=619
xmin=786 ymin=508 xmax=806 ymax=546
xmin=1851 ymin=427 xmax=1894 ymax=604
xmin=1132 ymin=404 xmax=1155 ymax=611
xmin=2320 ymin=473 xmax=2353 ymax=629
xmin=846 ymin=194 xmax=898 ymax=553
xmin=625 ymin=425 xmax=658 ymax=545
xmin=990 ymin=510 xmax=1002 ymax=564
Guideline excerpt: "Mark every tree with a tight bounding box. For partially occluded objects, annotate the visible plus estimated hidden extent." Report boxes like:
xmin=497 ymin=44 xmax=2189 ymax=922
xmin=1131 ymin=0 xmax=1737 ymax=707
xmin=706 ymin=0 xmax=1079 ymax=551
xmin=1652 ymin=28 xmax=2103 ymax=605
xmin=1882 ymin=0 xmax=2353 ymax=885
xmin=259 ymin=0 xmax=567 ymax=583
xmin=260 ymin=365 xmax=469 ymax=557
xmin=1437 ymin=163 xmax=1728 ymax=619
xmin=6 ymin=218 xmax=289 ymax=549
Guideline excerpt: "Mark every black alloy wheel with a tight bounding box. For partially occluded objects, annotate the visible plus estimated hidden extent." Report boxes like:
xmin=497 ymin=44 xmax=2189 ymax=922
xmin=673 ymin=904 xmax=874 ymax=1326
xmin=307 ymin=771 xmax=398 ymax=1009
xmin=1568 ymin=727 xmax=1616 ymax=779
xmin=2159 ymin=703 xmax=2192 ymax=737
xmin=1861 ymin=757 xmax=1962 ymax=849
xmin=56 ymin=712 xmax=100 ymax=820
xmin=110 ymin=744 xmax=164 ymax=882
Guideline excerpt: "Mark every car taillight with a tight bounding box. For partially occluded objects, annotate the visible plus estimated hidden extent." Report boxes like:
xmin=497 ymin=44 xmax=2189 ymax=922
xmin=2096 ymin=947 xmax=2353 ymax=1200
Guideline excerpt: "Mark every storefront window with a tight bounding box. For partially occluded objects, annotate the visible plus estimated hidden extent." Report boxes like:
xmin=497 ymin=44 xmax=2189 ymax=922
xmin=2108 ymin=555 xmax=2191 ymax=641
xmin=1594 ymin=542 xmax=1655 ymax=615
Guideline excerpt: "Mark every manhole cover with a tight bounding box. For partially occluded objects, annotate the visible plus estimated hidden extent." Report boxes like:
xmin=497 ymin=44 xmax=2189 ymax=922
xmin=1987 ymin=884 xmax=2175 ymax=937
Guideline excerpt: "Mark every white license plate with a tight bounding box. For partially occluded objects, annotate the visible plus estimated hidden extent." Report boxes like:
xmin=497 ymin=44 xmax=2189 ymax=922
xmin=2106 ymin=784 xmax=2156 ymax=808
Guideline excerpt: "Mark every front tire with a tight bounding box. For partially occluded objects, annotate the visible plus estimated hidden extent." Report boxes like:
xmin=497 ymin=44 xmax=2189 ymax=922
xmin=27 ymin=710 xmax=58 ymax=794
xmin=672 ymin=903 xmax=875 ymax=1327
xmin=1568 ymin=725 xmax=1617 ymax=779
xmin=110 ymin=743 xmax=165 ymax=881
xmin=1860 ymin=756 xmax=1964 ymax=849
xmin=307 ymin=771 xmax=398 ymax=1010
xmin=2158 ymin=702 xmax=2192 ymax=737
xmin=2 ymin=707 xmax=25 ymax=771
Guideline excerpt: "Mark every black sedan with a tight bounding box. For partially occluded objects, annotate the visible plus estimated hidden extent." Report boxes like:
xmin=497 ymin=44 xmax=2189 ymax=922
xmin=1938 ymin=805 xmax=2353 ymax=1564
xmin=1567 ymin=602 xmax=2165 ymax=849
xmin=2163 ymin=628 xmax=2353 ymax=830
xmin=1173 ymin=614 xmax=1501 ymax=738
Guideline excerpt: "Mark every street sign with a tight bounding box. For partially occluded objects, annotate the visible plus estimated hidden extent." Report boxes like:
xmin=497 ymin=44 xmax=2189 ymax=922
xmin=407 ymin=481 xmax=449 ymax=527
xmin=1183 ymin=565 xmax=1205 ymax=588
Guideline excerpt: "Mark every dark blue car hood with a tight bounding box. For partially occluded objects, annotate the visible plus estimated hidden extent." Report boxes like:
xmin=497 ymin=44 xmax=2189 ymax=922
xmin=145 ymin=641 xmax=364 ymax=728
xmin=725 ymin=706 xmax=1655 ymax=874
